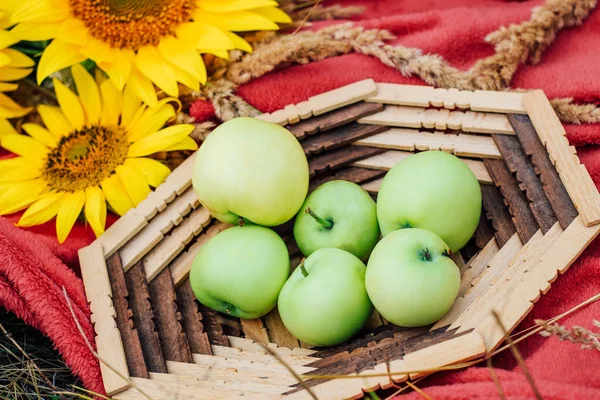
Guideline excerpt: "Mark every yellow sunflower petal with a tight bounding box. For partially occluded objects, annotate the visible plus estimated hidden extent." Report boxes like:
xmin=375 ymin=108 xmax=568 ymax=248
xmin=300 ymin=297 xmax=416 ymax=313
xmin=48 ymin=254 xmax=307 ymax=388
xmin=161 ymin=136 xmax=199 ymax=152
xmin=71 ymin=64 xmax=101 ymax=125
xmin=120 ymin=84 xmax=142 ymax=127
xmin=192 ymin=9 xmax=279 ymax=31
xmin=0 ymin=30 xmax=19 ymax=49
xmin=38 ymin=105 xmax=71 ymax=138
xmin=127 ymin=103 xmax=175 ymax=142
xmin=176 ymin=22 xmax=233 ymax=49
xmin=0 ymin=118 xmax=18 ymax=140
xmin=115 ymin=164 xmax=150 ymax=205
xmin=252 ymin=6 xmax=292 ymax=23
xmin=223 ymin=31 xmax=253 ymax=53
xmin=124 ymin=158 xmax=171 ymax=188
xmin=158 ymin=37 xmax=206 ymax=83
xmin=174 ymin=66 xmax=199 ymax=91
xmin=198 ymin=0 xmax=277 ymax=13
xmin=198 ymin=48 xmax=229 ymax=60
xmin=0 ymin=82 xmax=18 ymax=92
xmin=56 ymin=190 xmax=85 ymax=243
xmin=136 ymin=46 xmax=178 ymax=97
xmin=0 ymin=93 xmax=31 ymax=119
xmin=98 ymin=49 xmax=133 ymax=91
xmin=3 ymin=48 xmax=35 ymax=68
xmin=10 ymin=0 xmax=70 ymax=23
xmin=37 ymin=40 xmax=87 ymax=84
xmin=127 ymin=124 xmax=194 ymax=158
xmin=0 ymin=156 xmax=42 ymax=182
xmin=100 ymin=174 xmax=134 ymax=216
xmin=0 ymin=52 xmax=12 ymax=68
xmin=79 ymin=38 xmax=113 ymax=64
xmin=16 ymin=191 xmax=63 ymax=227
xmin=9 ymin=22 xmax=60 ymax=41
xmin=52 ymin=78 xmax=85 ymax=130
xmin=1 ymin=134 xmax=49 ymax=158
xmin=99 ymin=79 xmax=122 ymax=126
xmin=0 ymin=66 xmax=32 ymax=81
xmin=55 ymin=17 xmax=89 ymax=46
xmin=129 ymin=66 xmax=157 ymax=108
xmin=84 ymin=186 xmax=106 ymax=237
xmin=22 ymin=123 xmax=57 ymax=148
xmin=0 ymin=179 xmax=45 ymax=215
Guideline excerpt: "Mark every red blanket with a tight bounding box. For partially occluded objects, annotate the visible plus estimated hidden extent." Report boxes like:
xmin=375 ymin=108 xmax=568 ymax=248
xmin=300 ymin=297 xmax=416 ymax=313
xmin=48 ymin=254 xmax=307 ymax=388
xmin=2 ymin=0 xmax=600 ymax=398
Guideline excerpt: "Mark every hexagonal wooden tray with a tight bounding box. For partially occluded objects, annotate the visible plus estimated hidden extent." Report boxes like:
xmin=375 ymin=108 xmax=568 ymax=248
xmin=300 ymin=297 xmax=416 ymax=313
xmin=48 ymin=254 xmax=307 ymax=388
xmin=78 ymin=79 xmax=600 ymax=399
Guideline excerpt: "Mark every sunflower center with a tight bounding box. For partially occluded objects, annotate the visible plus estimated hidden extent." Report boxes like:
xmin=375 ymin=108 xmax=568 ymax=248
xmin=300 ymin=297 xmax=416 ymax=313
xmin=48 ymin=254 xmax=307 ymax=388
xmin=70 ymin=0 xmax=197 ymax=50
xmin=43 ymin=125 xmax=129 ymax=192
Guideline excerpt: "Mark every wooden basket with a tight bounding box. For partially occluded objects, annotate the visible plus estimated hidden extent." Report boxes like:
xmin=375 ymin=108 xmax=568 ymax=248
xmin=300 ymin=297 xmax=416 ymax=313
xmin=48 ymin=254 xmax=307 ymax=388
xmin=78 ymin=79 xmax=600 ymax=400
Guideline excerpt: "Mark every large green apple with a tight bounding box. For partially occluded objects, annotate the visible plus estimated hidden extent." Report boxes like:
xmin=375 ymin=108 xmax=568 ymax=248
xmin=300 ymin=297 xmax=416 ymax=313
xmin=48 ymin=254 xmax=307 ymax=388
xmin=293 ymin=180 xmax=380 ymax=261
xmin=277 ymin=248 xmax=373 ymax=346
xmin=192 ymin=117 xmax=309 ymax=226
xmin=189 ymin=225 xmax=290 ymax=319
xmin=365 ymin=228 xmax=460 ymax=327
xmin=376 ymin=150 xmax=482 ymax=252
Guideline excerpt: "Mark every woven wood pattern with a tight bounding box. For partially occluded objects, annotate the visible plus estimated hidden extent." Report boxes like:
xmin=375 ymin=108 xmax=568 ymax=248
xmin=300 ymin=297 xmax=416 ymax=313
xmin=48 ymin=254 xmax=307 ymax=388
xmin=78 ymin=80 xmax=600 ymax=399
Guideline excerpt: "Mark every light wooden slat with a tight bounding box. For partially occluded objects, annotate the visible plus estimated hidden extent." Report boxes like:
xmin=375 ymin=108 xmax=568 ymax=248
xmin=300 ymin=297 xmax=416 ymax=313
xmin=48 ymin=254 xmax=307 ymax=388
xmin=358 ymin=105 xmax=515 ymax=134
xmin=308 ymin=79 xmax=377 ymax=115
xmin=353 ymin=150 xmax=493 ymax=184
xmin=78 ymin=242 xmax=130 ymax=396
xmin=284 ymin=104 xmax=300 ymax=124
xmin=167 ymin=359 xmax=299 ymax=388
xmin=296 ymin=101 xmax=313 ymax=119
xmin=523 ymin=90 xmax=600 ymax=226
xmin=170 ymin=221 xmax=231 ymax=286
xmin=120 ymin=188 xmax=201 ymax=271
xmin=192 ymin=353 xmax=316 ymax=376
xmin=143 ymin=207 xmax=212 ymax=282
xmin=264 ymin=308 xmax=301 ymax=349
xmin=112 ymin=375 xmax=279 ymax=400
xmin=211 ymin=345 xmax=318 ymax=366
xmin=354 ymin=128 xmax=502 ymax=159
xmin=470 ymin=90 xmax=526 ymax=114
xmin=241 ymin=318 xmax=270 ymax=344
xmin=97 ymin=211 xmax=148 ymax=258
xmin=365 ymin=83 xmax=434 ymax=107
xmin=449 ymin=233 xmax=523 ymax=331
xmin=226 ymin=336 xmax=317 ymax=357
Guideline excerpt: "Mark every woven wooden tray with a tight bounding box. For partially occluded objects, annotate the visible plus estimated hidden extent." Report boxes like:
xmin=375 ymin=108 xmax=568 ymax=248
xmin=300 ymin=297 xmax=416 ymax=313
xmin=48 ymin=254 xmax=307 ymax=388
xmin=78 ymin=79 xmax=600 ymax=400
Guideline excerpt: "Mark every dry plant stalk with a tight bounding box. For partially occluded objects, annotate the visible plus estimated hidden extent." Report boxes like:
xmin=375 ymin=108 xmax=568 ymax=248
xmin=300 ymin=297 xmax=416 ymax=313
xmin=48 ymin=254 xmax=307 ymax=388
xmin=550 ymin=98 xmax=600 ymax=125
xmin=487 ymin=358 xmax=506 ymax=400
xmin=536 ymin=319 xmax=600 ymax=350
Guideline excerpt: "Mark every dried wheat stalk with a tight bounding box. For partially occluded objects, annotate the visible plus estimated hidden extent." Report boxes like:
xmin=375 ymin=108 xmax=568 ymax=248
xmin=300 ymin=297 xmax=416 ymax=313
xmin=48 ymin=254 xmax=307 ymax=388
xmin=536 ymin=319 xmax=600 ymax=351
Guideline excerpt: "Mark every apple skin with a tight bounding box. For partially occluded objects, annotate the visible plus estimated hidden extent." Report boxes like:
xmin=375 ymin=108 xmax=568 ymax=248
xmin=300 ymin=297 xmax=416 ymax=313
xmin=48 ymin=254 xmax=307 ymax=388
xmin=189 ymin=225 xmax=290 ymax=320
xmin=277 ymin=248 xmax=373 ymax=347
xmin=365 ymin=228 xmax=460 ymax=327
xmin=293 ymin=180 xmax=380 ymax=261
xmin=192 ymin=117 xmax=309 ymax=226
xmin=376 ymin=150 xmax=482 ymax=253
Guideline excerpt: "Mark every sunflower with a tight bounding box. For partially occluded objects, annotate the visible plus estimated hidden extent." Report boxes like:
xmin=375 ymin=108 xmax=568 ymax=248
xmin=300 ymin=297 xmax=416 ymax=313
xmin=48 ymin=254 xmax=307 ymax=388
xmin=8 ymin=0 xmax=290 ymax=108
xmin=0 ymin=64 xmax=197 ymax=243
xmin=0 ymin=2 xmax=34 ymax=139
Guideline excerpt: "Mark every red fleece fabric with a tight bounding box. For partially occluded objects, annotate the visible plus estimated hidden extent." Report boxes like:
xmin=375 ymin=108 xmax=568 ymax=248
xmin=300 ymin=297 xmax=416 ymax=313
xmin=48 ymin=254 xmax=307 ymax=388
xmin=2 ymin=1 xmax=600 ymax=399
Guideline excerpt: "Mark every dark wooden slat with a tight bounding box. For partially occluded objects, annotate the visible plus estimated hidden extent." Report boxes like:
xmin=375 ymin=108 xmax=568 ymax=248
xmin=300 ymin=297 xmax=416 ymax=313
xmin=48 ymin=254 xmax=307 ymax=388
xmin=508 ymin=113 xmax=578 ymax=229
xmin=288 ymin=102 xmax=384 ymax=139
xmin=303 ymin=123 xmax=388 ymax=157
xmin=106 ymin=254 xmax=148 ymax=378
xmin=481 ymin=184 xmax=517 ymax=247
xmin=309 ymin=146 xmax=386 ymax=177
xmin=492 ymin=134 xmax=557 ymax=233
xmin=124 ymin=262 xmax=167 ymax=373
xmin=175 ymin=281 xmax=213 ymax=355
xmin=309 ymin=166 xmax=386 ymax=192
xmin=483 ymin=159 xmax=538 ymax=244
xmin=147 ymin=268 xmax=194 ymax=363
xmin=473 ymin=212 xmax=495 ymax=250
xmin=196 ymin=304 xmax=230 ymax=347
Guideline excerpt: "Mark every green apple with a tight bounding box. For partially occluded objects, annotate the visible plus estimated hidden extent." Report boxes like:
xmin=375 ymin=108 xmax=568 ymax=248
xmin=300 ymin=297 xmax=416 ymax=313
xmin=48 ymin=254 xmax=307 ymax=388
xmin=189 ymin=225 xmax=290 ymax=319
xmin=365 ymin=228 xmax=460 ymax=327
xmin=277 ymin=248 xmax=373 ymax=347
xmin=376 ymin=150 xmax=482 ymax=252
xmin=292 ymin=180 xmax=380 ymax=260
xmin=192 ymin=117 xmax=309 ymax=226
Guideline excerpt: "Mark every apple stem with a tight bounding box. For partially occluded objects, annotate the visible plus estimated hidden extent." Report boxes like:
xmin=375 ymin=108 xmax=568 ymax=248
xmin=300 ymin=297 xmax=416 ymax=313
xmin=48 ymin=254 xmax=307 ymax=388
xmin=298 ymin=258 xmax=309 ymax=277
xmin=305 ymin=207 xmax=333 ymax=228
